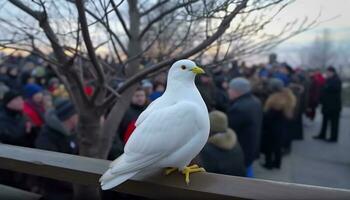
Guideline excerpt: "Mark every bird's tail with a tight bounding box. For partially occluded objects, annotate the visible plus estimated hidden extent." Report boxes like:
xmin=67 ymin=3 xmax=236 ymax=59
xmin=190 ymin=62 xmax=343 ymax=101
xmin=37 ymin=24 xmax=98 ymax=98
xmin=100 ymin=168 xmax=138 ymax=190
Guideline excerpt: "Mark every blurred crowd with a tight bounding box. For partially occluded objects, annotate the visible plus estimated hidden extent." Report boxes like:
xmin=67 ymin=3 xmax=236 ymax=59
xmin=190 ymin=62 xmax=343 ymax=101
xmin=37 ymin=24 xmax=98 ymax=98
xmin=110 ymin=54 xmax=342 ymax=179
xmin=0 ymin=53 xmax=343 ymax=199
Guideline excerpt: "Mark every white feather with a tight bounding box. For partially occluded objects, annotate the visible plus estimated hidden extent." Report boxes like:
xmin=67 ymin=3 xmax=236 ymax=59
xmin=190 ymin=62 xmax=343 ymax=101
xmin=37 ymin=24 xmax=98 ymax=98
xmin=100 ymin=59 xmax=210 ymax=190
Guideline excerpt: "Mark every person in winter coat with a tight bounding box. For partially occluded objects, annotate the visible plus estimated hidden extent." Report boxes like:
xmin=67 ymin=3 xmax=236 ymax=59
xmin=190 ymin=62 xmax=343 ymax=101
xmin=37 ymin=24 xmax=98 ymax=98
xmin=314 ymin=67 xmax=342 ymax=142
xmin=0 ymin=90 xmax=28 ymax=146
xmin=0 ymin=65 xmax=9 ymax=84
xmin=0 ymin=82 xmax=9 ymax=100
xmin=23 ymin=83 xmax=46 ymax=128
xmin=227 ymin=77 xmax=263 ymax=177
xmin=108 ymin=88 xmax=148 ymax=161
xmin=261 ymin=79 xmax=296 ymax=169
xmin=5 ymin=66 xmax=22 ymax=90
xmin=23 ymin=83 xmax=46 ymax=147
xmin=306 ymin=70 xmax=325 ymax=120
xmin=196 ymin=73 xmax=218 ymax=111
xmin=197 ymin=111 xmax=246 ymax=177
xmin=0 ymin=90 xmax=29 ymax=188
xmin=35 ymin=99 xmax=78 ymax=200
xmin=212 ymin=75 xmax=230 ymax=112
xmin=118 ymin=88 xmax=148 ymax=144
xmin=149 ymin=83 xmax=165 ymax=101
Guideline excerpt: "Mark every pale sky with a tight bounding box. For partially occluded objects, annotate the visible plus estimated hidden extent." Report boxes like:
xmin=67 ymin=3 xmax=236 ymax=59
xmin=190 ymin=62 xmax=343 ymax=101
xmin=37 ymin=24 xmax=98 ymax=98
xmin=268 ymin=0 xmax=350 ymax=65
xmin=1 ymin=0 xmax=349 ymax=66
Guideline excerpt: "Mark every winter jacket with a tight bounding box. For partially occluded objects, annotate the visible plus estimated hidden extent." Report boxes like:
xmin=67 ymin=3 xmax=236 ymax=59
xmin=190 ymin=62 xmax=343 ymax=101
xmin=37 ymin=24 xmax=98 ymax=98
xmin=308 ymin=73 xmax=325 ymax=108
xmin=320 ymin=75 xmax=342 ymax=115
xmin=23 ymin=100 xmax=45 ymax=127
xmin=261 ymin=88 xmax=296 ymax=153
xmin=198 ymin=129 xmax=246 ymax=176
xmin=0 ymin=108 xmax=27 ymax=146
xmin=35 ymin=110 xmax=78 ymax=154
xmin=118 ymin=104 xmax=147 ymax=144
xmin=34 ymin=110 xmax=78 ymax=200
xmin=108 ymin=104 xmax=147 ymax=160
xmin=227 ymin=93 xmax=263 ymax=167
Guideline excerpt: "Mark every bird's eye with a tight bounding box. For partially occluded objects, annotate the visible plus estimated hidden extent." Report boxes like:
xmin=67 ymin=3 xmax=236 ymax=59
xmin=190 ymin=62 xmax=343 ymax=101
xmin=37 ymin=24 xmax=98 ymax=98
xmin=181 ymin=65 xmax=186 ymax=70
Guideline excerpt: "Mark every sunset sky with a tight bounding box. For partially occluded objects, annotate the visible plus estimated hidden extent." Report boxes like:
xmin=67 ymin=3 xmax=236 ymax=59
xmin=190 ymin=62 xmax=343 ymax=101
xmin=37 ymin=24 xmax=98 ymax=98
xmin=1 ymin=0 xmax=349 ymax=66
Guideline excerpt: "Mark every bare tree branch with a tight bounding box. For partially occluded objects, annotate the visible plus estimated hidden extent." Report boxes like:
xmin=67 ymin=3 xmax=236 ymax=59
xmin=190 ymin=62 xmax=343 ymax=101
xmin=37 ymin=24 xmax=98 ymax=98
xmin=75 ymin=0 xmax=106 ymax=84
xmin=118 ymin=0 xmax=249 ymax=93
xmin=140 ymin=0 xmax=169 ymax=16
xmin=139 ymin=0 xmax=199 ymax=38
xmin=111 ymin=0 xmax=131 ymax=38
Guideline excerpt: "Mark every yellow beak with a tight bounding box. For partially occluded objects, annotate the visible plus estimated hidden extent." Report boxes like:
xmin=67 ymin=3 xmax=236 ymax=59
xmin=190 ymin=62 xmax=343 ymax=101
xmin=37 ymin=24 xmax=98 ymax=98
xmin=191 ymin=66 xmax=205 ymax=74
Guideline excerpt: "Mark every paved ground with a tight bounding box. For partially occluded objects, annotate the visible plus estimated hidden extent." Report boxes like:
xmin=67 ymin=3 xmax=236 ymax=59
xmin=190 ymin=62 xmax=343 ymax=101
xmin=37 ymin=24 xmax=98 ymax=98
xmin=253 ymin=107 xmax=350 ymax=189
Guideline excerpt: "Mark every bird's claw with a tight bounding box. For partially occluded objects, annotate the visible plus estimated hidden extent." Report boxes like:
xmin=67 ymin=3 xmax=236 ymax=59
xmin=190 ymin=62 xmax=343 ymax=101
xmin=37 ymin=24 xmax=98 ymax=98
xmin=182 ymin=164 xmax=206 ymax=185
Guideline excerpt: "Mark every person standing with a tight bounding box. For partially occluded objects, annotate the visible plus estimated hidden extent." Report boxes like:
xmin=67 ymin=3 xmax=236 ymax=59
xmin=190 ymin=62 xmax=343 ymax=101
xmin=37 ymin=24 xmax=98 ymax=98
xmin=0 ymin=90 xmax=29 ymax=189
xmin=0 ymin=90 xmax=28 ymax=146
xmin=197 ymin=111 xmax=246 ymax=176
xmin=314 ymin=67 xmax=342 ymax=142
xmin=23 ymin=83 xmax=46 ymax=147
xmin=23 ymin=83 xmax=46 ymax=128
xmin=227 ymin=77 xmax=263 ymax=177
xmin=35 ymin=99 xmax=78 ymax=200
xmin=108 ymin=88 xmax=148 ymax=160
xmin=261 ymin=79 xmax=296 ymax=169
xmin=306 ymin=70 xmax=325 ymax=120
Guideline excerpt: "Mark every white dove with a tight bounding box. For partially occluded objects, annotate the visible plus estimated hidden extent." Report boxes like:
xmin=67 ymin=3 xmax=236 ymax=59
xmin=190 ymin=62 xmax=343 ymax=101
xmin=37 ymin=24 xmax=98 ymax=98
xmin=100 ymin=59 xmax=210 ymax=190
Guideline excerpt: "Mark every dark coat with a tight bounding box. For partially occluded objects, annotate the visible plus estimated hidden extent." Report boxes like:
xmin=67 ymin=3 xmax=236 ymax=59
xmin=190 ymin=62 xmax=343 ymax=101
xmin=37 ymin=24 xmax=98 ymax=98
xmin=108 ymin=104 xmax=147 ymax=160
xmin=214 ymin=88 xmax=229 ymax=112
xmin=198 ymin=129 xmax=246 ymax=176
xmin=0 ymin=108 xmax=27 ymax=146
xmin=227 ymin=93 xmax=262 ymax=167
xmin=118 ymin=104 xmax=147 ymax=143
xmin=35 ymin=110 xmax=78 ymax=154
xmin=0 ymin=108 xmax=28 ymax=188
xmin=261 ymin=88 xmax=296 ymax=153
xmin=197 ymin=81 xmax=218 ymax=111
xmin=320 ymin=75 xmax=342 ymax=115
xmin=35 ymin=110 xmax=78 ymax=200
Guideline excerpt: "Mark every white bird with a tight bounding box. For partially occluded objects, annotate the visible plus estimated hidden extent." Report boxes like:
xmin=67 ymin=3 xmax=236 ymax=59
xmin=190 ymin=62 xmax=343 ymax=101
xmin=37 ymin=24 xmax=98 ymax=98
xmin=100 ymin=59 xmax=210 ymax=190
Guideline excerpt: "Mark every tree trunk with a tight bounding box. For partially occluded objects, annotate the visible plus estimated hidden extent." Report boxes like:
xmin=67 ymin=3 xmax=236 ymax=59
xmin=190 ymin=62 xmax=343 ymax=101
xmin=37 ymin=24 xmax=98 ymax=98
xmin=99 ymin=85 xmax=137 ymax=158
xmin=76 ymin=1 xmax=142 ymax=198
xmin=98 ymin=0 xmax=142 ymax=159
xmin=74 ymin=112 xmax=102 ymax=200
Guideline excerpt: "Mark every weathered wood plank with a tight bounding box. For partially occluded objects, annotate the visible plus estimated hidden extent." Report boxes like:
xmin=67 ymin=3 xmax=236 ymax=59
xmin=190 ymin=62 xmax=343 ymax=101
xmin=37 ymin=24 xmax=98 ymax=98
xmin=1 ymin=144 xmax=350 ymax=200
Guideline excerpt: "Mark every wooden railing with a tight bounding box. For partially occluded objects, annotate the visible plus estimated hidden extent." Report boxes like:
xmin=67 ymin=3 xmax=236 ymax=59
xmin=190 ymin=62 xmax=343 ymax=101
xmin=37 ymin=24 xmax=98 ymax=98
xmin=1 ymin=144 xmax=350 ymax=200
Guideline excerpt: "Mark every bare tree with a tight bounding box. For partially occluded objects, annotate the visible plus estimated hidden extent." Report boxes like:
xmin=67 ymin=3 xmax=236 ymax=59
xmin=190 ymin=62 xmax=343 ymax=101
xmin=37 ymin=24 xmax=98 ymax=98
xmin=0 ymin=0 xmax=315 ymax=199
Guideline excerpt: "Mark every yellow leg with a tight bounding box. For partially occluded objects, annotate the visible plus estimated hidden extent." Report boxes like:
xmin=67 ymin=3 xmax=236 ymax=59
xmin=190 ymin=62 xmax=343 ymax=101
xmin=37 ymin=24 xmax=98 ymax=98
xmin=164 ymin=167 xmax=177 ymax=175
xmin=182 ymin=165 xmax=206 ymax=185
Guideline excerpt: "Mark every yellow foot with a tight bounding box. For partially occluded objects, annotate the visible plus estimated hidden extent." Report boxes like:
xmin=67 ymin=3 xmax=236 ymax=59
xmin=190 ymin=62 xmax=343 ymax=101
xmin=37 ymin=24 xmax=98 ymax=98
xmin=164 ymin=167 xmax=177 ymax=175
xmin=182 ymin=164 xmax=206 ymax=185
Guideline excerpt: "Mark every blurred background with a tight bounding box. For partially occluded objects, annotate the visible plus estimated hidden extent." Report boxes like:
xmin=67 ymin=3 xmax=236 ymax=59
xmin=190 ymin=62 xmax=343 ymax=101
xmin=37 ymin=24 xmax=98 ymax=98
xmin=0 ymin=0 xmax=349 ymax=200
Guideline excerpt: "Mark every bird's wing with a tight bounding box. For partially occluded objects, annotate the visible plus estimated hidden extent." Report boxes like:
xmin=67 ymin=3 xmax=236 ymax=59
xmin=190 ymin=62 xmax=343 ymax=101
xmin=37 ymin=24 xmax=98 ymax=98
xmin=109 ymin=101 xmax=201 ymax=175
xmin=135 ymin=97 xmax=160 ymax=126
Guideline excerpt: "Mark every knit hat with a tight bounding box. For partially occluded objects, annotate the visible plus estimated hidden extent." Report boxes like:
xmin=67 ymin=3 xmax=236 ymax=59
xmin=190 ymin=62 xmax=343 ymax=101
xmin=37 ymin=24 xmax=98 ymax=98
xmin=23 ymin=83 xmax=43 ymax=98
xmin=268 ymin=78 xmax=284 ymax=93
xmin=54 ymin=99 xmax=77 ymax=121
xmin=229 ymin=77 xmax=251 ymax=94
xmin=209 ymin=110 xmax=228 ymax=134
xmin=3 ymin=90 xmax=22 ymax=106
